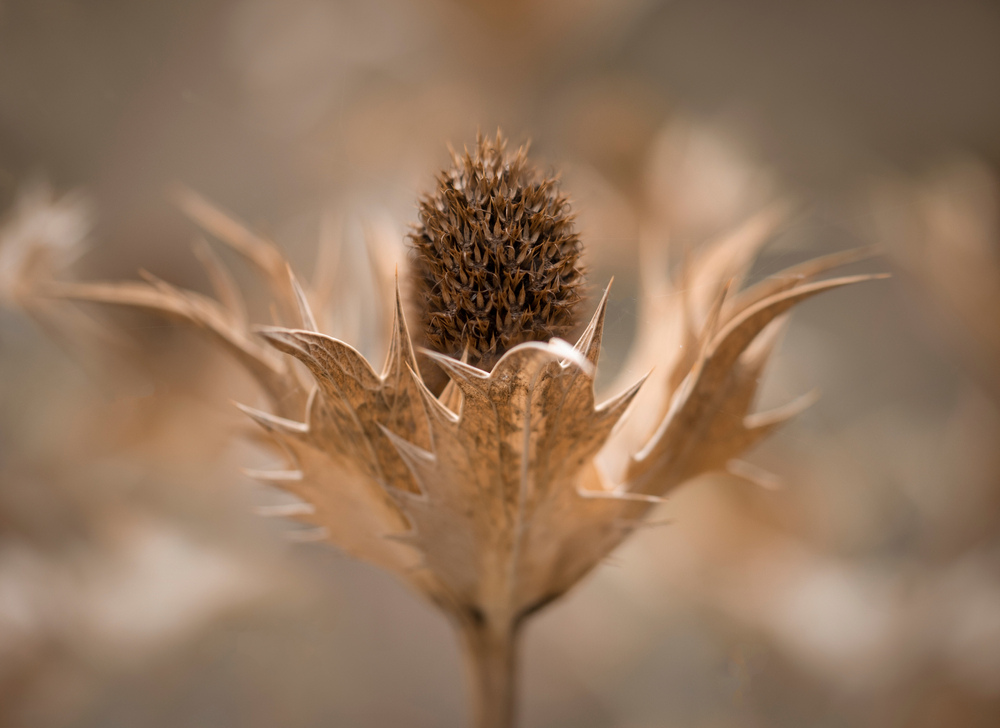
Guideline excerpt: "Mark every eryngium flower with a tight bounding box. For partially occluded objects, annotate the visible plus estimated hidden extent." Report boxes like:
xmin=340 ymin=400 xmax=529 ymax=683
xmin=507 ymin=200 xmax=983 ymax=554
xmin=55 ymin=140 xmax=882 ymax=728
xmin=409 ymin=133 xmax=583 ymax=380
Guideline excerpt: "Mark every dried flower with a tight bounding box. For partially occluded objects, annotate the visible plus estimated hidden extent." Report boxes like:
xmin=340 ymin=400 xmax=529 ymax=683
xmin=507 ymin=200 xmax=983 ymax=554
xmin=409 ymin=133 xmax=584 ymax=384
xmin=54 ymin=134 xmax=882 ymax=728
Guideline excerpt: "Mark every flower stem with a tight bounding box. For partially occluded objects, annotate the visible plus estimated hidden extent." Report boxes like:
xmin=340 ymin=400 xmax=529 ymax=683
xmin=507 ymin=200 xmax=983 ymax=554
xmin=460 ymin=617 xmax=520 ymax=728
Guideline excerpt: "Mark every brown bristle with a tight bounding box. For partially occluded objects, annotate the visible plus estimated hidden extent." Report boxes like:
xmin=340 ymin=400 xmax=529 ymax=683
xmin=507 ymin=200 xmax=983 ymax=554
xmin=408 ymin=132 xmax=584 ymax=380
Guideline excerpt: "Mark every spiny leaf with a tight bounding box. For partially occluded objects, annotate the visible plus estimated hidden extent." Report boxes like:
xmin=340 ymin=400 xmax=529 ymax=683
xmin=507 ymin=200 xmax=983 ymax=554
xmin=626 ymin=273 xmax=887 ymax=495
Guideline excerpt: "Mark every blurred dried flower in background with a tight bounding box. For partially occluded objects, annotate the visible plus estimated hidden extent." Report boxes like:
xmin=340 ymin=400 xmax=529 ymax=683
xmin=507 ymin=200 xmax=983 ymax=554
xmin=0 ymin=186 xmax=280 ymax=728
xmin=0 ymin=182 xmax=90 ymax=308
xmin=49 ymin=133 xmax=881 ymax=727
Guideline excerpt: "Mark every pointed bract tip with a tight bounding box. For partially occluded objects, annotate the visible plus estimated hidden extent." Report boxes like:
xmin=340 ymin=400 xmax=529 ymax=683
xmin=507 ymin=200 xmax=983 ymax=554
xmin=233 ymin=400 xmax=308 ymax=435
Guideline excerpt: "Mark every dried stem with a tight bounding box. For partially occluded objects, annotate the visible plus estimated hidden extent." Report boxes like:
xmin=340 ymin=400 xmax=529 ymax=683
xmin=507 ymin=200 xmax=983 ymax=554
xmin=460 ymin=617 xmax=521 ymax=728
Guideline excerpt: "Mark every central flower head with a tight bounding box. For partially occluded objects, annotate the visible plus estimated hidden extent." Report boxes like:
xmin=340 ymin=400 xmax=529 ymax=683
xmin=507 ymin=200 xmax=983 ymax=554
xmin=408 ymin=132 xmax=584 ymax=378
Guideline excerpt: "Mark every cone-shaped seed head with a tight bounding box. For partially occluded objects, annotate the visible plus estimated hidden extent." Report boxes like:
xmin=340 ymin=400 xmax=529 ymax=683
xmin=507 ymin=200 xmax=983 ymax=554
xmin=409 ymin=132 xmax=584 ymax=373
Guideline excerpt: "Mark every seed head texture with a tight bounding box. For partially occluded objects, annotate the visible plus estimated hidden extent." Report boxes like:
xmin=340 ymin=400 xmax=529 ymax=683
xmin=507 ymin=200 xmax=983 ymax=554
xmin=409 ymin=133 xmax=584 ymax=374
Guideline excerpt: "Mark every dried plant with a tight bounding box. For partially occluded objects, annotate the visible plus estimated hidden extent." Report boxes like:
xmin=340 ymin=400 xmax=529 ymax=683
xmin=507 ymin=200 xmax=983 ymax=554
xmin=409 ymin=134 xmax=584 ymax=389
xmin=0 ymin=184 xmax=275 ymax=726
xmin=0 ymin=181 xmax=133 ymax=385
xmin=52 ymin=133 xmax=881 ymax=728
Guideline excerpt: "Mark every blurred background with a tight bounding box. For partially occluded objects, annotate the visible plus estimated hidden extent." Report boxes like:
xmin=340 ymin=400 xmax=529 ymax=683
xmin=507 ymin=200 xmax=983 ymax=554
xmin=2 ymin=0 xmax=1000 ymax=726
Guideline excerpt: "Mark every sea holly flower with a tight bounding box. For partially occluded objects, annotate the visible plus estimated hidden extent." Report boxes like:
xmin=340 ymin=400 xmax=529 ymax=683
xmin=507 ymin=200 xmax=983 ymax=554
xmin=56 ymin=133 xmax=881 ymax=728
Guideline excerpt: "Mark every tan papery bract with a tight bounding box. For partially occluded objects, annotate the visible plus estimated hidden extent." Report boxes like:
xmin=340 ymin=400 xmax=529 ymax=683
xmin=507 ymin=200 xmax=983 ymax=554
xmin=51 ymin=192 xmax=883 ymax=728
xmin=53 ymin=194 xmax=885 ymax=617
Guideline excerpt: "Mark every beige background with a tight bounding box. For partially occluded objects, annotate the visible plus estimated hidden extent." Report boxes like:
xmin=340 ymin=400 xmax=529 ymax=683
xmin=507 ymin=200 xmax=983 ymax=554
xmin=2 ymin=1 xmax=999 ymax=726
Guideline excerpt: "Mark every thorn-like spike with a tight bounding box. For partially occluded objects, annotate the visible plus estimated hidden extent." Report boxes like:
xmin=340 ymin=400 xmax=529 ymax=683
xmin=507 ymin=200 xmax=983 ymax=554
xmin=382 ymin=530 xmax=419 ymax=544
xmin=173 ymin=186 xmax=285 ymax=276
xmin=678 ymin=247 xmax=697 ymax=343
xmin=728 ymin=247 xmax=880 ymax=319
xmin=242 ymin=468 xmax=305 ymax=482
xmin=701 ymin=278 xmax=732 ymax=347
xmin=286 ymin=527 xmax=329 ymax=543
xmin=438 ymin=377 xmax=462 ymax=413
xmin=708 ymin=274 xmax=888 ymax=375
xmin=383 ymin=482 xmax=428 ymax=507
xmin=137 ymin=268 xmax=174 ymax=293
xmin=419 ymin=348 xmax=490 ymax=400
xmin=377 ymin=424 xmax=436 ymax=494
xmin=254 ymin=502 xmax=315 ymax=517
xmin=726 ymin=459 xmax=784 ymax=490
xmin=378 ymin=423 xmax=435 ymax=463
xmin=234 ymin=401 xmax=308 ymax=436
xmin=255 ymin=325 xmax=304 ymax=352
xmin=573 ymin=278 xmax=613 ymax=366
xmin=382 ymin=272 xmax=420 ymax=380
xmin=722 ymin=316 xmax=792 ymax=421
xmin=794 ymin=246 xmax=879 ymax=275
xmin=744 ymin=389 xmax=821 ymax=431
xmin=614 ymin=517 xmax=675 ymax=531
xmin=400 ymin=557 xmax=430 ymax=575
xmin=577 ymin=489 xmax=667 ymax=504
xmin=638 ymin=518 xmax=675 ymax=530
xmin=407 ymin=364 xmax=458 ymax=426
xmin=595 ymin=370 xmax=650 ymax=427
xmin=286 ymin=264 xmax=318 ymax=332
xmin=741 ymin=314 xmax=789 ymax=373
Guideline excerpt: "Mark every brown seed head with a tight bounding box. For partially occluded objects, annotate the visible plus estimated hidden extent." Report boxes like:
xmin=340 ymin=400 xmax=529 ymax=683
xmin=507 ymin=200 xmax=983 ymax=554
xmin=409 ymin=132 xmax=584 ymax=375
